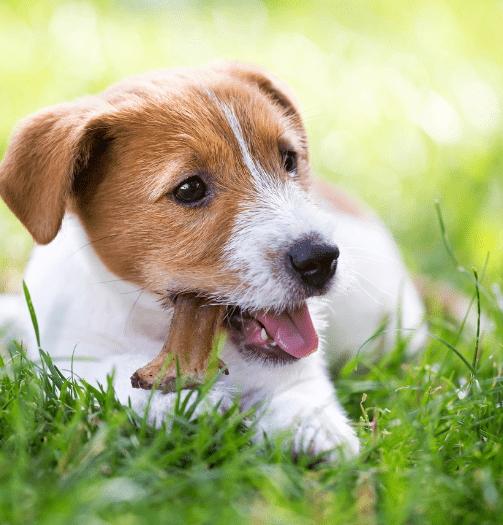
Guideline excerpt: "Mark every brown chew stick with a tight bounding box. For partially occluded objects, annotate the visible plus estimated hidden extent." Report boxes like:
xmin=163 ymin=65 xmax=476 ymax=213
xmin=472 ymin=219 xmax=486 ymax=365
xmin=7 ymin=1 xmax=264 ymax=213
xmin=130 ymin=295 xmax=227 ymax=393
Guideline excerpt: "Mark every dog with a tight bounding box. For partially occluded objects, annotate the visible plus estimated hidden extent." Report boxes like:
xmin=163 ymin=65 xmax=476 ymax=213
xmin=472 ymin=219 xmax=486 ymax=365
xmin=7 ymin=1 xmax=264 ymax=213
xmin=0 ymin=61 xmax=425 ymax=459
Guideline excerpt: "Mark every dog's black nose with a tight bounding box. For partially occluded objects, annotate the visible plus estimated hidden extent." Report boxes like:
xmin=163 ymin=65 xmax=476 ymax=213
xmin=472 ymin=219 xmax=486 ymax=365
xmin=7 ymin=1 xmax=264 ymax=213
xmin=287 ymin=238 xmax=339 ymax=290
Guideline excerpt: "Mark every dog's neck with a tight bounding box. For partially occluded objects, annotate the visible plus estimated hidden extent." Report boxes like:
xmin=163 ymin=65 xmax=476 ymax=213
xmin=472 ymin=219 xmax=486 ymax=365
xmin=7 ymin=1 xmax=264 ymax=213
xmin=27 ymin=215 xmax=171 ymax=353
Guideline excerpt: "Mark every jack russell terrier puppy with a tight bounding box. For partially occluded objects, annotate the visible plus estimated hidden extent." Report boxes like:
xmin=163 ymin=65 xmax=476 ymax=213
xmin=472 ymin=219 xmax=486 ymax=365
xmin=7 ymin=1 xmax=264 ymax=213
xmin=0 ymin=61 xmax=424 ymax=459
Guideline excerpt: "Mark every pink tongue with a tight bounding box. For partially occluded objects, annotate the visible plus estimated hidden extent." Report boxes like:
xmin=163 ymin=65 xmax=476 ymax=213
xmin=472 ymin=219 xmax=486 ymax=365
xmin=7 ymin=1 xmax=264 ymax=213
xmin=245 ymin=304 xmax=318 ymax=358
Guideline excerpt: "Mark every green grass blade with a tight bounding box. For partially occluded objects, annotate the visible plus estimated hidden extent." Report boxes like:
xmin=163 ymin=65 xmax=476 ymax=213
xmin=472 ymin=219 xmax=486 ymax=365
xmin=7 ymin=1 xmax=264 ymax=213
xmin=472 ymin=267 xmax=482 ymax=371
xmin=22 ymin=280 xmax=40 ymax=348
xmin=435 ymin=200 xmax=463 ymax=272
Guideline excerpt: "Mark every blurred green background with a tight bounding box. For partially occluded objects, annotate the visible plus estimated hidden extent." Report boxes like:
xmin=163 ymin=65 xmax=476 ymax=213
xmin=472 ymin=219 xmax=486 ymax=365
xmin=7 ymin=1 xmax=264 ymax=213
xmin=1 ymin=0 xmax=502 ymax=295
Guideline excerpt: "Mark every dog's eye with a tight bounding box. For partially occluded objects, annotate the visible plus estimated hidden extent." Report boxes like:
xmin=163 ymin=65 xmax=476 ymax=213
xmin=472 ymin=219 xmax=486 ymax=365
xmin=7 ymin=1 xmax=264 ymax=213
xmin=282 ymin=150 xmax=297 ymax=176
xmin=174 ymin=176 xmax=207 ymax=204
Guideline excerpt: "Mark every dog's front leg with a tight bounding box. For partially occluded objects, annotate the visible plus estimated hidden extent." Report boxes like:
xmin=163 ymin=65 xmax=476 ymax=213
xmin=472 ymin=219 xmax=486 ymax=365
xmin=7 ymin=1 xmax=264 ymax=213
xmin=221 ymin=350 xmax=359 ymax=460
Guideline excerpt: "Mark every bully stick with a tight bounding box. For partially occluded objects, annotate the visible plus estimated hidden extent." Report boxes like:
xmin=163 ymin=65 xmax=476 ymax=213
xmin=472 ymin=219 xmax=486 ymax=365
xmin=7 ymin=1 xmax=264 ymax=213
xmin=130 ymin=294 xmax=227 ymax=393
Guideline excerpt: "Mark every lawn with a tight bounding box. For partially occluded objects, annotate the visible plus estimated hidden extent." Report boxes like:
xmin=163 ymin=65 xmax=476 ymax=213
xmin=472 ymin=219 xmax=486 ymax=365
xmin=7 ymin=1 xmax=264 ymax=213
xmin=1 ymin=0 xmax=502 ymax=523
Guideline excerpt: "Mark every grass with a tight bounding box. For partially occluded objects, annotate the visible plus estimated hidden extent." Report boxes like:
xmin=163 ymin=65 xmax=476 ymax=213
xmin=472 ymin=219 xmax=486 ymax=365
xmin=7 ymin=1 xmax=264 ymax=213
xmin=1 ymin=232 xmax=502 ymax=524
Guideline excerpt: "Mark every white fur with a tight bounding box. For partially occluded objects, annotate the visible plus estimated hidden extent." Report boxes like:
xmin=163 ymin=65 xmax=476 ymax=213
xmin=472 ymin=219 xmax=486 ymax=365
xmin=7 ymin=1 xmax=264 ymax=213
xmin=313 ymin=193 xmax=426 ymax=359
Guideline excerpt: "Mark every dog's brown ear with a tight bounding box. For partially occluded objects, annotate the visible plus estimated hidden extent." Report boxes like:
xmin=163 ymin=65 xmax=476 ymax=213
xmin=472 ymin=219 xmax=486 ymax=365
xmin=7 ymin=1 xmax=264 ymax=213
xmin=0 ymin=100 xmax=108 ymax=245
xmin=209 ymin=61 xmax=303 ymax=119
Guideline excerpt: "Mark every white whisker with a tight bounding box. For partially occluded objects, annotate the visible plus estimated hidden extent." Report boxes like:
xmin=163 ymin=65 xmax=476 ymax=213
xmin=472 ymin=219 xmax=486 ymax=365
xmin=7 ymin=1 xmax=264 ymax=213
xmin=342 ymin=273 xmax=386 ymax=306
xmin=350 ymin=270 xmax=393 ymax=298
xmin=341 ymin=246 xmax=398 ymax=263
xmin=343 ymin=256 xmax=386 ymax=265
xmin=125 ymin=288 xmax=146 ymax=336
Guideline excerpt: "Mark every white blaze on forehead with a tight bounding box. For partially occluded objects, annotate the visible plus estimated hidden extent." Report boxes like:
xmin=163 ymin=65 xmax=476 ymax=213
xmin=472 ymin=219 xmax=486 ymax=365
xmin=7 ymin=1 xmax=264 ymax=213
xmin=204 ymin=90 xmax=259 ymax=178
xmin=218 ymin=100 xmax=265 ymax=184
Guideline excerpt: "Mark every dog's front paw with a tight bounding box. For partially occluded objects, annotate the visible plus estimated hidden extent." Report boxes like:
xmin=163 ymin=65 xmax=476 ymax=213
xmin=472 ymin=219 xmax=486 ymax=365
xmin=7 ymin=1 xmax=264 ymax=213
xmin=254 ymin=395 xmax=359 ymax=461
xmin=291 ymin=413 xmax=359 ymax=461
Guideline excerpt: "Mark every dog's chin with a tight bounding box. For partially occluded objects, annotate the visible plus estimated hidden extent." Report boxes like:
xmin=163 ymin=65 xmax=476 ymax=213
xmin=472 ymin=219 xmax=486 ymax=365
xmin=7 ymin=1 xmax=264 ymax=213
xmin=230 ymin=337 xmax=300 ymax=365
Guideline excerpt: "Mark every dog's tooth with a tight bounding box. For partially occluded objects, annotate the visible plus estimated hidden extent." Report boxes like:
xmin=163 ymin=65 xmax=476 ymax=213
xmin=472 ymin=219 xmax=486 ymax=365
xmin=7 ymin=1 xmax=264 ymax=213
xmin=261 ymin=328 xmax=268 ymax=341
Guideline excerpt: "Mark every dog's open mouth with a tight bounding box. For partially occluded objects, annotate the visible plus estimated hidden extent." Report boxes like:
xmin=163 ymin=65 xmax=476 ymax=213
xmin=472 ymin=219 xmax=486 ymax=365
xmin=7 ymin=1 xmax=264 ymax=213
xmin=225 ymin=302 xmax=318 ymax=359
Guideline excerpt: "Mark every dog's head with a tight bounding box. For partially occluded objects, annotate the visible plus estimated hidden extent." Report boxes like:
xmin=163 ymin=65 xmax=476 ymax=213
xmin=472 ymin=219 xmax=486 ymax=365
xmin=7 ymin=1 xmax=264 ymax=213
xmin=0 ymin=61 xmax=340 ymax=362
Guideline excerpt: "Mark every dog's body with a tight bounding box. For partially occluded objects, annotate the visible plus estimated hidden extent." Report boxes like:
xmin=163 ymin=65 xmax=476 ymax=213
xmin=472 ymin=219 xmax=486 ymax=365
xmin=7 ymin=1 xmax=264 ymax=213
xmin=0 ymin=62 xmax=424 ymax=458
